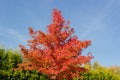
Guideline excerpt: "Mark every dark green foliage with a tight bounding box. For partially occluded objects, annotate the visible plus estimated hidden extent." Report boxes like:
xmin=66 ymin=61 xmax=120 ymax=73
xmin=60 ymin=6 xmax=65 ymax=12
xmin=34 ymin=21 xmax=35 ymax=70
xmin=0 ymin=70 xmax=49 ymax=80
xmin=0 ymin=48 xmax=49 ymax=80
xmin=0 ymin=49 xmax=22 ymax=70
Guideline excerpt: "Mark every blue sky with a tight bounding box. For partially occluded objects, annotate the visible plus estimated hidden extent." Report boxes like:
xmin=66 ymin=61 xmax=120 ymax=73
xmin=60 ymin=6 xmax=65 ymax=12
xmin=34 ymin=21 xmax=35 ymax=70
xmin=0 ymin=0 xmax=120 ymax=67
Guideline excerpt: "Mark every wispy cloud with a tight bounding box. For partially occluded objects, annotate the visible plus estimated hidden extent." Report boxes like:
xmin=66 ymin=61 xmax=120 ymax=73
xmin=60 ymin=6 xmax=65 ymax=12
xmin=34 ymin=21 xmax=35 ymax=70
xmin=0 ymin=27 xmax=28 ymax=43
xmin=79 ymin=0 xmax=114 ymax=39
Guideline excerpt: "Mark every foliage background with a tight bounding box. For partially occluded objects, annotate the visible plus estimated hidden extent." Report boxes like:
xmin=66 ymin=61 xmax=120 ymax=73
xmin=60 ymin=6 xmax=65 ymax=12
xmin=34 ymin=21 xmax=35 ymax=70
xmin=0 ymin=48 xmax=120 ymax=80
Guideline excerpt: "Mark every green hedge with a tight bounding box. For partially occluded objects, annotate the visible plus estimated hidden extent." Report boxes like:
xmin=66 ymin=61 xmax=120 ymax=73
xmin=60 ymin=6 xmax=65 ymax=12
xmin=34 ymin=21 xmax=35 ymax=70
xmin=0 ymin=49 xmax=49 ymax=80
xmin=0 ymin=70 xmax=49 ymax=80
xmin=1 ymin=48 xmax=120 ymax=80
xmin=79 ymin=71 xmax=118 ymax=80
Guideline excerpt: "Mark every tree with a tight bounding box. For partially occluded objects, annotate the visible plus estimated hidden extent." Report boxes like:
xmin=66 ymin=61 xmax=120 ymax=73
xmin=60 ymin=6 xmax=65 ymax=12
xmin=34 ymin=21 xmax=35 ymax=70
xmin=16 ymin=9 xmax=93 ymax=80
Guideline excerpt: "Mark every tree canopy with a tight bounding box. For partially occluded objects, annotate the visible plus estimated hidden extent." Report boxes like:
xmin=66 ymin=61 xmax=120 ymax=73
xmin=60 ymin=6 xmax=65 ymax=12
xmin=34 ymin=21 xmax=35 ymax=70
xmin=16 ymin=9 xmax=93 ymax=79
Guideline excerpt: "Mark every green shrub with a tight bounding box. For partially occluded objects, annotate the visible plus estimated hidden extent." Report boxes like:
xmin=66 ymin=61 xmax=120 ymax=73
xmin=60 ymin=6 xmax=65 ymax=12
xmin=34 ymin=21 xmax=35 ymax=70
xmin=0 ymin=48 xmax=49 ymax=80
xmin=79 ymin=71 xmax=117 ymax=80
xmin=77 ymin=61 xmax=120 ymax=80
xmin=0 ymin=70 xmax=49 ymax=80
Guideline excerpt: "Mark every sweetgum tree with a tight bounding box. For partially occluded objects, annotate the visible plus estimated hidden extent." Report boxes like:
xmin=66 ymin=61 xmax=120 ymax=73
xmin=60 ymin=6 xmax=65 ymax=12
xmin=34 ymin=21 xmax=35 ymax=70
xmin=17 ymin=9 xmax=93 ymax=79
